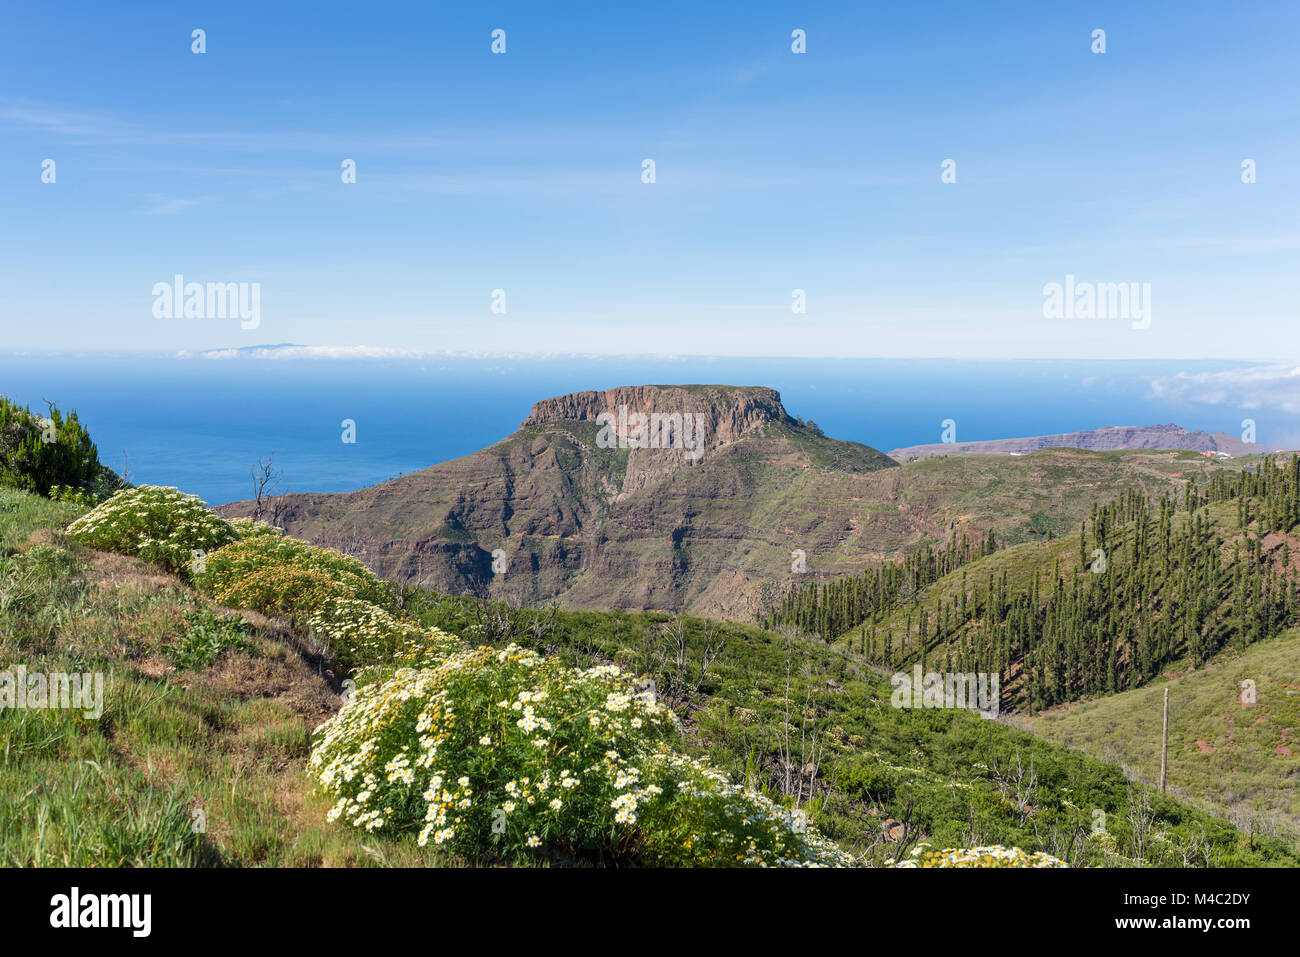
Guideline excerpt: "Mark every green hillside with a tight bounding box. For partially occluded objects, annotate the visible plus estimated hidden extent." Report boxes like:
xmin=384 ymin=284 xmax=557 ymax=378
xmin=771 ymin=456 xmax=1300 ymax=714
xmin=404 ymin=591 xmax=1297 ymax=866
xmin=1022 ymin=627 xmax=1300 ymax=842
xmin=3 ymin=483 xmax=1293 ymax=866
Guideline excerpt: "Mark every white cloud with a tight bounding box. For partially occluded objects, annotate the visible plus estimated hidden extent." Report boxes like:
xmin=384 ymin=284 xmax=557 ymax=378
xmin=141 ymin=196 xmax=207 ymax=216
xmin=1148 ymin=364 xmax=1300 ymax=414
xmin=180 ymin=344 xmax=617 ymax=361
xmin=189 ymin=344 xmax=434 ymax=360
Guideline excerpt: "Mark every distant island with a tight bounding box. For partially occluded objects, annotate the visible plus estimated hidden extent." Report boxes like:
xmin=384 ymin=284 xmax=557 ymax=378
xmin=888 ymin=423 xmax=1285 ymax=462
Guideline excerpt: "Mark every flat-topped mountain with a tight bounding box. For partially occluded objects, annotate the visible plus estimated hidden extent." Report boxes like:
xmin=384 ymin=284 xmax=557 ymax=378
xmin=218 ymin=389 xmax=1243 ymax=618
xmin=518 ymin=385 xmax=797 ymax=494
xmin=522 ymin=384 xmax=788 ymax=438
xmin=888 ymin=423 xmax=1284 ymax=461
xmin=219 ymin=385 xmax=900 ymax=615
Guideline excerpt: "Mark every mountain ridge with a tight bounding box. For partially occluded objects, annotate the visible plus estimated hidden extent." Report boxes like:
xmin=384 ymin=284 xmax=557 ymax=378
xmin=215 ymin=385 xmax=1262 ymax=619
xmin=888 ymin=422 xmax=1284 ymax=461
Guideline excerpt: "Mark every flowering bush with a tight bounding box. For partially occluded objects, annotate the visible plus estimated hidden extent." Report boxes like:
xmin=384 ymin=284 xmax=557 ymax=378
xmin=66 ymin=485 xmax=237 ymax=574
xmin=229 ymin=517 xmax=284 ymax=540
xmin=887 ymin=843 xmax=1069 ymax=868
xmin=194 ymin=535 xmax=393 ymax=617
xmin=310 ymin=644 xmax=677 ymax=860
xmin=633 ymin=749 xmax=854 ymax=867
xmin=206 ymin=563 xmax=348 ymax=623
xmin=307 ymin=596 xmax=463 ymax=675
xmin=309 ymin=643 xmax=852 ymax=866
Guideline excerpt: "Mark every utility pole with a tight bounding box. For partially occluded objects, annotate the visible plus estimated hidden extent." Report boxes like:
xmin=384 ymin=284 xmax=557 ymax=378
xmin=1159 ymin=687 xmax=1170 ymax=793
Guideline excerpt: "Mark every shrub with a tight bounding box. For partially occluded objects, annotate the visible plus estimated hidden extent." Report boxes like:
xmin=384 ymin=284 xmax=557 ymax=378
xmin=0 ymin=397 xmax=108 ymax=497
xmin=59 ymin=478 xmax=854 ymax=866
xmin=307 ymin=597 xmax=462 ymax=676
xmin=309 ymin=645 xmax=678 ymax=860
xmin=195 ymin=536 xmax=392 ymax=612
xmin=229 ymin=517 xmax=285 ymax=540
xmin=66 ymin=486 xmax=238 ymax=574
xmin=205 ymin=564 xmax=345 ymax=624
xmin=11 ymin=542 xmax=84 ymax=580
xmin=49 ymin=485 xmax=98 ymax=507
xmin=308 ymin=643 xmax=851 ymax=866
xmin=887 ymin=843 xmax=1069 ymax=868
xmin=632 ymin=749 xmax=854 ymax=867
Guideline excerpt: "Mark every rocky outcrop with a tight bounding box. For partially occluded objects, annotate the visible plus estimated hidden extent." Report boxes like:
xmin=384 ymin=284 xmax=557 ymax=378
xmin=522 ymin=385 xmax=794 ymax=496
xmin=524 ymin=385 xmax=788 ymax=444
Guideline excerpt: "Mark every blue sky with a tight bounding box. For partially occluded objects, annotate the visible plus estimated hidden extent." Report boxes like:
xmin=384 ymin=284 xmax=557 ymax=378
xmin=1 ymin=0 xmax=1298 ymax=359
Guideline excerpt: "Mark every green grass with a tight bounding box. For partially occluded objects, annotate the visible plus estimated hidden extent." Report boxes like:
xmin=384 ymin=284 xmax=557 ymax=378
xmin=0 ymin=486 xmax=449 ymax=867
xmin=1024 ymin=627 xmax=1300 ymax=844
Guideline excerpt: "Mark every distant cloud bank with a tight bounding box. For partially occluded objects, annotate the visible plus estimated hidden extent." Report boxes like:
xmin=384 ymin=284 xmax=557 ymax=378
xmin=184 ymin=344 xmax=434 ymax=361
xmin=1149 ymin=364 xmax=1300 ymax=414
xmin=178 ymin=344 xmax=686 ymax=361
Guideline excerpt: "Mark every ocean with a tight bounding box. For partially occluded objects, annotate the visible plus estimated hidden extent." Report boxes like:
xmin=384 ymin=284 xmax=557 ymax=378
xmin=0 ymin=354 xmax=1290 ymax=506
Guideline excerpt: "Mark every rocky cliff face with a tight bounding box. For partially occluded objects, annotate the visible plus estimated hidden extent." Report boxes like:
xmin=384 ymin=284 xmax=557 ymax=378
xmin=522 ymin=385 xmax=792 ymax=496
xmin=523 ymin=385 xmax=788 ymax=446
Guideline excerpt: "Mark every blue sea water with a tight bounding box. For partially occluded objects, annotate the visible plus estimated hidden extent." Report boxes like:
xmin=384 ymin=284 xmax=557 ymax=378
xmin=0 ymin=354 xmax=1291 ymax=506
